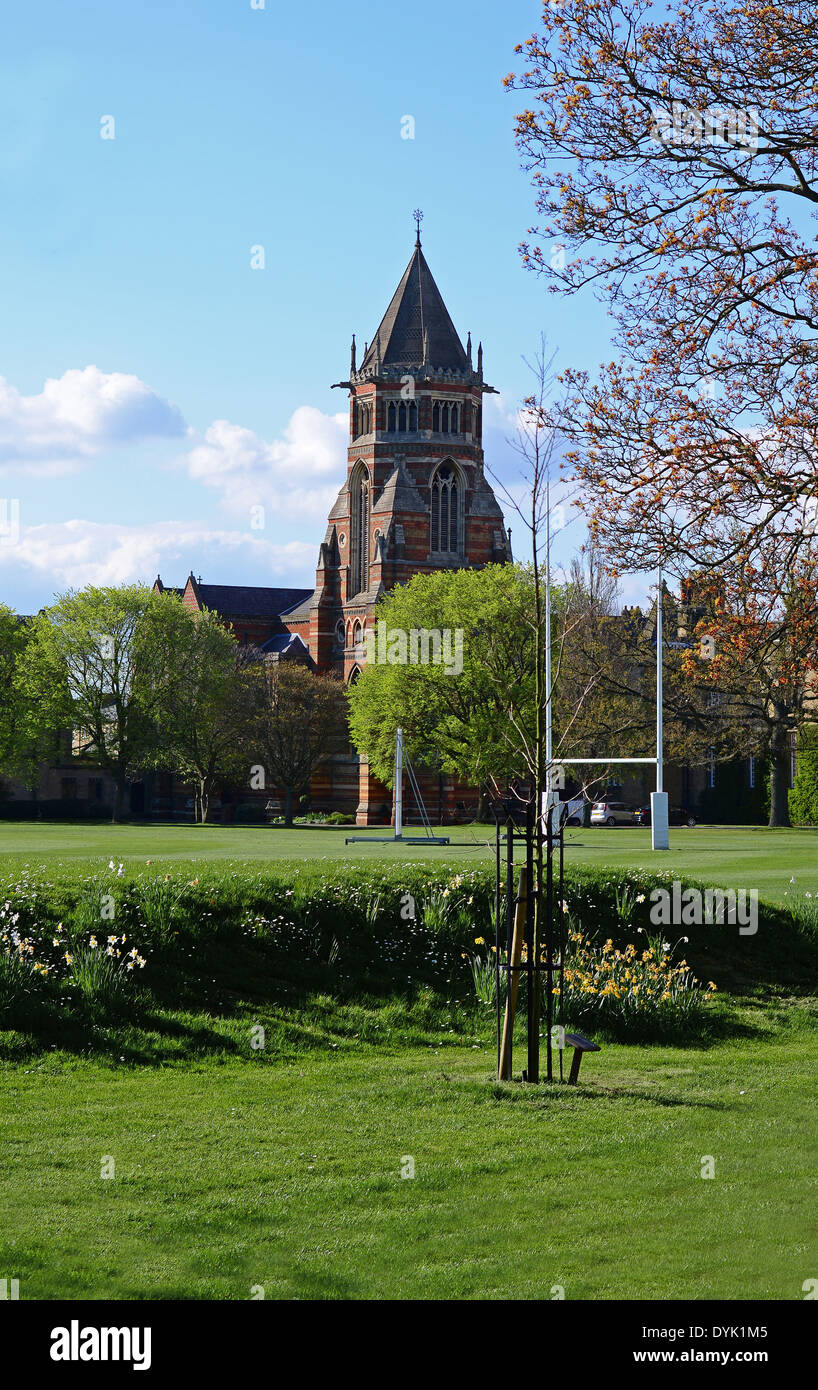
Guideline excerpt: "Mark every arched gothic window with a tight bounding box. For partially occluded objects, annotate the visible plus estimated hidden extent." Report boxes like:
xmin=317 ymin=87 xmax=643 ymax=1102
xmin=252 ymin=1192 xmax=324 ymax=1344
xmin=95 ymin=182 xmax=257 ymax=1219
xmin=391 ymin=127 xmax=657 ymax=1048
xmin=350 ymin=464 xmax=370 ymax=596
xmin=430 ymin=462 xmax=461 ymax=554
xmin=409 ymin=400 xmax=417 ymax=430
xmin=354 ymin=400 xmax=371 ymax=438
xmin=398 ymin=401 xmax=407 ymax=431
xmin=388 ymin=401 xmax=396 ymax=433
xmin=432 ymin=400 xmax=461 ymax=433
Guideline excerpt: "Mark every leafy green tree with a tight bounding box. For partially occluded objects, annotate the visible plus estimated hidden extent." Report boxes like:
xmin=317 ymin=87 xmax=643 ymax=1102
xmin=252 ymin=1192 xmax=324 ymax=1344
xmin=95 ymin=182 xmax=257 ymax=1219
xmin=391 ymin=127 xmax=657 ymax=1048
xmin=148 ymin=602 xmax=253 ymax=823
xmin=0 ymin=604 xmax=28 ymax=776
xmin=0 ymin=606 xmax=65 ymax=802
xmin=789 ymin=726 xmax=818 ymax=827
xmin=348 ymin=564 xmax=542 ymax=792
xmin=248 ymin=662 xmax=348 ymax=827
xmin=16 ymin=585 xmax=173 ymax=821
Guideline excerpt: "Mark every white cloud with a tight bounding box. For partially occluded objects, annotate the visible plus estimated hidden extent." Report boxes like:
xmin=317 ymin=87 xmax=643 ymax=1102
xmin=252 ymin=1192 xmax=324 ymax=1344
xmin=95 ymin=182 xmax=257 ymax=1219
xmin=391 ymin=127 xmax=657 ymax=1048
xmin=183 ymin=405 xmax=348 ymax=523
xmin=0 ymin=519 xmax=316 ymax=600
xmin=0 ymin=366 xmax=185 ymax=473
xmin=0 ymin=368 xmax=346 ymax=532
xmin=483 ymin=392 xmax=521 ymax=432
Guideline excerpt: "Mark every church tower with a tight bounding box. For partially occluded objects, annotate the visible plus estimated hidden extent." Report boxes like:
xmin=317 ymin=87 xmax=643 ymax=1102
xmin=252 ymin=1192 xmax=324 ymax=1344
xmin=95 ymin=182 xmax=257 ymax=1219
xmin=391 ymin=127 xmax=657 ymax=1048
xmin=283 ymin=220 xmax=511 ymax=821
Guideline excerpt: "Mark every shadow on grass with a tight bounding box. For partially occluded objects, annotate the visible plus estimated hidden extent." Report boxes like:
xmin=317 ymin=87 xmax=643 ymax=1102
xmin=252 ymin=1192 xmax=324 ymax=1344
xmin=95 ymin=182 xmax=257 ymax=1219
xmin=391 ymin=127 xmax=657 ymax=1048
xmin=0 ymin=948 xmax=480 ymax=1065
xmin=486 ymin=1080 xmax=727 ymax=1111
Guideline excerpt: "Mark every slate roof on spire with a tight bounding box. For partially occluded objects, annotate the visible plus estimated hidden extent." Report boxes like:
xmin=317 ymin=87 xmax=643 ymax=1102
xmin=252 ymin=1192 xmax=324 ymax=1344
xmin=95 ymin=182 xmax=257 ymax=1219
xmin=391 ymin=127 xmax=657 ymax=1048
xmin=360 ymin=244 xmax=468 ymax=373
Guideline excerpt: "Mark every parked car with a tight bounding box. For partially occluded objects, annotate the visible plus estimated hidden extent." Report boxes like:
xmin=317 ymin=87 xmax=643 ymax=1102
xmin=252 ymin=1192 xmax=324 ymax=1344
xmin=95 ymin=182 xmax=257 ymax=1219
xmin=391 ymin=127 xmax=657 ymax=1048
xmin=636 ymin=804 xmax=697 ymax=828
xmin=590 ymin=800 xmax=638 ymax=826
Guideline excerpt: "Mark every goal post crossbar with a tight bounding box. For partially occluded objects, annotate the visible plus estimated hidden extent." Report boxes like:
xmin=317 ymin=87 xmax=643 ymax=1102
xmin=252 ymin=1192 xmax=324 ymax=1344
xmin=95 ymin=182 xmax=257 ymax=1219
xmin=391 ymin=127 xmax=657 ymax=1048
xmin=549 ymin=758 xmax=658 ymax=765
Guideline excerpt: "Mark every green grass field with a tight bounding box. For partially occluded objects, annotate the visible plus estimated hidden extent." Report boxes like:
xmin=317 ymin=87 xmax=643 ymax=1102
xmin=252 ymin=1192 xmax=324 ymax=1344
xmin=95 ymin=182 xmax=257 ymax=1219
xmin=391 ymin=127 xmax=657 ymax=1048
xmin=2 ymin=821 xmax=816 ymax=1300
xmin=1 ymin=820 xmax=817 ymax=901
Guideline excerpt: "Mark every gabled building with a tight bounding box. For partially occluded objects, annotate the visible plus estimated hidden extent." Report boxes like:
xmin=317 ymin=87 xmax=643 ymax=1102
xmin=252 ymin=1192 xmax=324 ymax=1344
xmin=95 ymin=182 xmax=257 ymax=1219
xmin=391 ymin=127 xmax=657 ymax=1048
xmin=153 ymin=573 xmax=312 ymax=661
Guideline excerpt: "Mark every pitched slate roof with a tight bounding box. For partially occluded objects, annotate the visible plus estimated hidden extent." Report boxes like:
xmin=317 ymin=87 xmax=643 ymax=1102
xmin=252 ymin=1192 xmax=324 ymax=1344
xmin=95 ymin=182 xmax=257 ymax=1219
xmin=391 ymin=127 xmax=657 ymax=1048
xmin=360 ymin=243 xmax=468 ymax=373
xmin=191 ymin=582 xmax=312 ymax=619
xmin=278 ymin=593 xmax=313 ymax=622
xmin=156 ymin=576 xmax=314 ymax=620
xmin=372 ymin=462 xmax=427 ymax=514
xmin=259 ymin=631 xmax=310 ymax=659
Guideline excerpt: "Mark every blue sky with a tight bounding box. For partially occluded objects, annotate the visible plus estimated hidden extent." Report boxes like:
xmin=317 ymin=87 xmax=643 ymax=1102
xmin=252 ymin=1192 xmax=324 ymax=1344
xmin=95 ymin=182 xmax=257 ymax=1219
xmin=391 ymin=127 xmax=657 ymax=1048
xmin=0 ymin=0 xmax=617 ymax=613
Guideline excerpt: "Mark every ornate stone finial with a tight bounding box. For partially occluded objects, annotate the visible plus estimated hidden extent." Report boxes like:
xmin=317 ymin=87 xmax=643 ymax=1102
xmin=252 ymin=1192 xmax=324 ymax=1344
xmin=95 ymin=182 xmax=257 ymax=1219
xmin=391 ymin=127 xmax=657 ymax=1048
xmin=350 ymin=333 xmax=356 ymax=373
xmin=466 ymin=331 xmax=472 ymax=367
xmin=413 ymin=208 xmax=423 ymax=247
xmin=477 ymin=340 xmax=483 ymax=376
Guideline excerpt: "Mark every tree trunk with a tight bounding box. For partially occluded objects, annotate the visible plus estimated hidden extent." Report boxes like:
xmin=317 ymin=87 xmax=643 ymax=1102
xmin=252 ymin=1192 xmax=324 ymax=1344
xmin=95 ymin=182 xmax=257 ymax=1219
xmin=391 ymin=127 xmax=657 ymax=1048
xmin=200 ymin=779 xmax=209 ymax=824
xmin=768 ymin=746 xmax=791 ymax=828
xmin=284 ymin=786 xmax=294 ymax=827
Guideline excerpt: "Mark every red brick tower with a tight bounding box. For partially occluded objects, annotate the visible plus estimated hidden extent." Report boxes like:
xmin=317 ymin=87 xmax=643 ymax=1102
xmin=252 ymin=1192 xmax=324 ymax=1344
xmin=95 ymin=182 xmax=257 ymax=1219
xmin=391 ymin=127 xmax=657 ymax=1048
xmin=284 ymin=222 xmax=511 ymax=822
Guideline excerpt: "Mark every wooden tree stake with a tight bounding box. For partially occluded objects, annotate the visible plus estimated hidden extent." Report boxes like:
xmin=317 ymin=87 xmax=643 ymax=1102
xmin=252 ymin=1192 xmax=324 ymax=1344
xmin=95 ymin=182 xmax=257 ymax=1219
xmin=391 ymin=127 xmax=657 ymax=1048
xmin=499 ymin=866 xmax=528 ymax=1081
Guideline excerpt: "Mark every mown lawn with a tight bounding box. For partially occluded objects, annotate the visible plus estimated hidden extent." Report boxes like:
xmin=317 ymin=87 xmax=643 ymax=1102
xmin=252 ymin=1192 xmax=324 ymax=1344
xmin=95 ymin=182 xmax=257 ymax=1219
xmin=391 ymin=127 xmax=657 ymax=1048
xmin=2 ymin=1016 xmax=816 ymax=1301
xmin=1 ymin=821 xmax=818 ymax=901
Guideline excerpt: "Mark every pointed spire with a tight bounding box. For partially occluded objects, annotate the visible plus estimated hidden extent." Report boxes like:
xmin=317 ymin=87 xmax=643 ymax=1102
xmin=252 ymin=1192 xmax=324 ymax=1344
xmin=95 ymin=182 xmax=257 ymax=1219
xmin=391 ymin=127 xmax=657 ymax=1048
xmin=361 ymin=240 xmax=468 ymax=373
xmin=350 ymin=334 xmax=356 ymax=373
xmin=477 ymin=341 xmax=483 ymax=377
xmin=466 ymin=332 xmax=472 ymax=367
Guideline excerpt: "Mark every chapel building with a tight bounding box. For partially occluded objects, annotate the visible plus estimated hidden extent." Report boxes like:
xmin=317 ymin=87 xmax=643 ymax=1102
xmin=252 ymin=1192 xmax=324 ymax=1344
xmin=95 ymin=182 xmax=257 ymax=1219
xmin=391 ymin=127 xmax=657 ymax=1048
xmin=279 ymin=228 xmax=511 ymax=821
